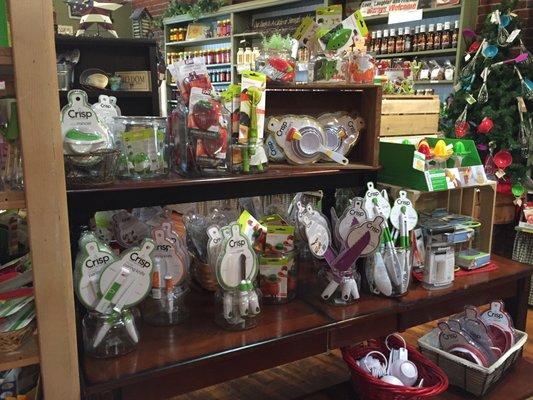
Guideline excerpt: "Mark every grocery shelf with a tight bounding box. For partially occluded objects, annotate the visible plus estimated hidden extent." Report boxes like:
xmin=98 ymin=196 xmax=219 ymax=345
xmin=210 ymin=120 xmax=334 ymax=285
xmin=80 ymin=255 xmax=532 ymax=398
xmin=0 ymin=190 xmax=26 ymax=209
xmin=0 ymin=335 xmax=39 ymax=372
xmin=363 ymin=4 xmax=462 ymax=24
xmin=166 ymin=36 xmax=231 ymax=47
xmin=232 ymin=32 xmax=263 ymax=38
xmin=207 ymin=63 xmax=232 ymax=68
xmin=374 ymin=48 xmax=457 ymax=59
xmin=66 ymin=167 xmax=379 ymax=215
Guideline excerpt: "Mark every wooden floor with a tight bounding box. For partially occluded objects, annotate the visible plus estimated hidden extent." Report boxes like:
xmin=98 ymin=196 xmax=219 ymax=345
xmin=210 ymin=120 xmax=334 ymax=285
xmin=172 ymin=308 xmax=533 ymax=400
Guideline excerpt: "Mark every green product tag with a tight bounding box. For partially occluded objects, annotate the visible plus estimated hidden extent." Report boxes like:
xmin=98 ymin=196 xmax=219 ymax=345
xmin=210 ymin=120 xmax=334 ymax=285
xmin=353 ymin=10 xmax=368 ymax=37
xmin=465 ymin=94 xmax=477 ymax=105
xmin=425 ymin=170 xmax=448 ymax=191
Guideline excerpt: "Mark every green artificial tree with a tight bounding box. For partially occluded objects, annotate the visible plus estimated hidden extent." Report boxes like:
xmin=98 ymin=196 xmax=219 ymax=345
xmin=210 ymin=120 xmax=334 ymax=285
xmin=442 ymin=0 xmax=532 ymax=197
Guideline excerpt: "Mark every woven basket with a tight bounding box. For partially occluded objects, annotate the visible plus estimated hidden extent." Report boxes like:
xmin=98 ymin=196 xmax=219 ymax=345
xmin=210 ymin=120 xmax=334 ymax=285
xmin=0 ymin=321 xmax=36 ymax=352
xmin=342 ymin=336 xmax=448 ymax=400
xmin=418 ymin=328 xmax=528 ymax=396
xmin=64 ymin=149 xmax=120 ymax=189
xmin=192 ymin=256 xmax=218 ymax=292
xmin=512 ymin=230 xmax=533 ymax=305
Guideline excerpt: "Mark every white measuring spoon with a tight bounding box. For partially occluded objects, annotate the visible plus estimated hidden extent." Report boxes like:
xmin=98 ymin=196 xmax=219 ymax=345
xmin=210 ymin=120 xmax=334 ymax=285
xmin=295 ymin=132 xmax=349 ymax=165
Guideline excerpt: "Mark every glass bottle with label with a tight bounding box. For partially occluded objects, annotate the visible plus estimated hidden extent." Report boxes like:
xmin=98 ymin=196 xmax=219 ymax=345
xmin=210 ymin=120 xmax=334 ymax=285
xmin=404 ymin=26 xmax=412 ymax=52
xmin=375 ymin=30 xmax=382 ymax=55
xmin=388 ymin=28 xmax=396 ymax=54
xmin=418 ymin=25 xmax=426 ymax=51
xmin=435 ymin=23 xmax=443 ymax=49
xmin=413 ymin=26 xmax=419 ymax=51
xmin=381 ymin=29 xmax=389 ymax=55
xmin=369 ymin=31 xmax=376 ymax=52
xmin=426 ymin=24 xmax=435 ymax=50
xmin=442 ymin=21 xmax=451 ymax=49
xmin=452 ymin=20 xmax=459 ymax=48
xmin=244 ymin=47 xmax=253 ymax=68
xmin=396 ymin=27 xmax=404 ymax=53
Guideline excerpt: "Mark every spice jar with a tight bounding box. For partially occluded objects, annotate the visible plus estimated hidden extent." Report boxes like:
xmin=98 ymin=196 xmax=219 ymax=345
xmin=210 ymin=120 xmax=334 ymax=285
xmin=396 ymin=27 xmax=404 ymax=53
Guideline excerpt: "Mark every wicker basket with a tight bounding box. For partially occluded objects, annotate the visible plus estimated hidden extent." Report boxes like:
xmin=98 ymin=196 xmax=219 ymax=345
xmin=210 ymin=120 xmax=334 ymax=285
xmin=512 ymin=230 xmax=533 ymax=305
xmin=418 ymin=328 xmax=528 ymax=397
xmin=0 ymin=321 xmax=36 ymax=352
xmin=64 ymin=149 xmax=120 ymax=189
xmin=192 ymin=256 xmax=218 ymax=292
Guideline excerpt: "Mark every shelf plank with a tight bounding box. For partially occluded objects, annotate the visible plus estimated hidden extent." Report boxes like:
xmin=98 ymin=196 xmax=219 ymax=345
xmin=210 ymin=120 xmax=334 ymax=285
xmin=413 ymin=80 xmax=454 ymax=85
xmin=0 ymin=47 xmax=12 ymax=66
xmin=0 ymin=334 xmax=39 ymax=371
xmin=166 ymin=36 xmax=231 ymax=47
xmin=66 ymin=167 xmax=378 ymax=214
xmin=363 ymin=4 xmax=462 ymax=23
xmin=59 ymin=90 xmax=153 ymax=98
xmin=374 ymin=48 xmax=457 ymax=59
xmin=0 ymin=190 xmax=26 ymax=209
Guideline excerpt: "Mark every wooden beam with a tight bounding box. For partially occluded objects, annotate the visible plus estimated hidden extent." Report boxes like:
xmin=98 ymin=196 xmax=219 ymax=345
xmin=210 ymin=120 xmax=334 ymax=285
xmin=8 ymin=1 xmax=80 ymax=398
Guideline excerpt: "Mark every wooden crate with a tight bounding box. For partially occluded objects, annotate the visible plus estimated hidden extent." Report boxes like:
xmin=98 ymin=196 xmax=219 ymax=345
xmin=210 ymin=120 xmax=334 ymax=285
xmin=378 ymin=181 xmax=496 ymax=253
xmin=380 ymin=95 xmax=440 ymax=137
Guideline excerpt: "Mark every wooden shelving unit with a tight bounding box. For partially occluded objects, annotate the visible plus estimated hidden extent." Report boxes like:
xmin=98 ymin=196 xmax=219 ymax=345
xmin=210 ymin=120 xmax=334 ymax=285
xmin=0 ymin=334 xmax=39 ymax=371
xmin=166 ymin=36 xmax=231 ymax=47
xmin=374 ymin=48 xmax=457 ymax=59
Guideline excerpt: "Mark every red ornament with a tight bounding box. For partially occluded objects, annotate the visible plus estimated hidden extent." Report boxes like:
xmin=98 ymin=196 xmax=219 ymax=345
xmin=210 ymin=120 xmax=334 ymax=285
xmin=493 ymin=150 xmax=512 ymax=170
xmin=477 ymin=117 xmax=494 ymax=134
xmin=418 ymin=143 xmax=431 ymax=158
xmin=468 ymin=41 xmax=481 ymax=54
xmin=455 ymin=121 xmax=469 ymax=138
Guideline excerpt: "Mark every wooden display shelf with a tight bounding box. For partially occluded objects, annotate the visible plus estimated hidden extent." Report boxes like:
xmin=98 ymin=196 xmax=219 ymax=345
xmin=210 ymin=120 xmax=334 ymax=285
xmin=374 ymin=48 xmax=457 ymax=59
xmin=59 ymin=90 xmax=153 ymax=98
xmin=0 ymin=334 xmax=39 ymax=371
xmin=0 ymin=190 xmax=25 ymax=209
xmin=166 ymin=36 xmax=231 ymax=47
xmin=81 ymin=255 xmax=531 ymax=399
xmin=66 ymin=167 xmax=378 ymax=215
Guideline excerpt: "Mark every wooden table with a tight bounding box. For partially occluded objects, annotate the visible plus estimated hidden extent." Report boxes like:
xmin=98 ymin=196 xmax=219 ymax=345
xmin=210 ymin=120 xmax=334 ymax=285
xmin=82 ymin=254 xmax=532 ymax=400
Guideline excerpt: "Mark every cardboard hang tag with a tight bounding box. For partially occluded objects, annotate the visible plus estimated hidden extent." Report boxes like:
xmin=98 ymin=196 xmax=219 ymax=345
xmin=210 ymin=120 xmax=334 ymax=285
xmin=364 ymin=182 xmax=391 ymax=219
xmin=75 ymin=238 xmax=117 ymax=310
xmin=216 ymin=223 xmax=257 ymax=290
xmin=345 ymin=216 xmax=383 ymax=256
xmin=390 ymin=191 xmax=418 ymax=232
xmin=97 ymin=239 xmax=155 ymax=313
xmin=337 ymin=198 xmax=367 ymax=243
xmin=92 ymin=95 xmax=121 ymax=130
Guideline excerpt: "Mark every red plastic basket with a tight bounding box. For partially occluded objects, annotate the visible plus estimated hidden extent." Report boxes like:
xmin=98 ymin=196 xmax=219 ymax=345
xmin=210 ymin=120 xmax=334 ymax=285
xmin=341 ymin=336 xmax=448 ymax=400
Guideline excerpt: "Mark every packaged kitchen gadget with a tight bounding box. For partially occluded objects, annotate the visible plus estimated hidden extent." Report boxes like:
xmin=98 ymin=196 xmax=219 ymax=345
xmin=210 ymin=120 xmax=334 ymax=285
xmin=91 ymin=95 xmax=121 ymax=132
xmin=112 ymin=116 xmax=168 ymax=180
xmin=255 ymin=34 xmax=296 ymax=84
xmin=239 ymin=71 xmax=266 ymax=146
xmin=230 ymin=143 xmax=268 ymax=174
xmin=60 ymin=90 xmax=113 ymax=159
xmin=259 ymin=250 xmax=298 ymax=305
xmin=308 ymin=53 xmax=348 ymax=83
xmin=318 ymin=10 xmax=367 ymax=54
xmin=214 ymin=223 xmax=261 ymax=331
xmin=167 ymin=57 xmax=213 ymax=104
xmin=143 ymin=224 xmax=190 ymax=326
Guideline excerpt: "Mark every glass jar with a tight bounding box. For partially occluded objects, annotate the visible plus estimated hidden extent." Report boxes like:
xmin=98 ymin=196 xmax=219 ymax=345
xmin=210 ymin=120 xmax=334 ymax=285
xmin=143 ymin=284 xmax=189 ymax=326
xmin=82 ymin=308 xmax=140 ymax=358
xmin=365 ymin=248 xmax=411 ymax=297
xmin=113 ymin=116 xmax=169 ymax=180
xmin=308 ymin=53 xmax=348 ymax=83
xmin=348 ymin=52 xmax=375 ymax=84
xmin=214 ymin=285 xmax=261 ymax=331
xmin=259 ymin=250 xmax=298 ymax=305
xmin=255 ymin=49 xmax=296 ymax=83
xmin=230 ymin=143 xmax=268 ymax=174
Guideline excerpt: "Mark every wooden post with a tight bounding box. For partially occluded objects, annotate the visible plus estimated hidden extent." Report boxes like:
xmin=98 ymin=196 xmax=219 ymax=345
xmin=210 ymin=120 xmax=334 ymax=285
xmin=8 ymin=1 xmax=80 ymax=398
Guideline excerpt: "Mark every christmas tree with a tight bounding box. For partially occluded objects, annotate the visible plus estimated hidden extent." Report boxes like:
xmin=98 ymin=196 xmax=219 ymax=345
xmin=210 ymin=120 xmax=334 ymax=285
xmin=443 ymin=0 xmax=532 ymax=197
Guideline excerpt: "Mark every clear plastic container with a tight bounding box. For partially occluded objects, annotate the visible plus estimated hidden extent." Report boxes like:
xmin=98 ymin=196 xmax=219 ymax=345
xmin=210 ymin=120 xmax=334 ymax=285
xmin=230 ymin=143 xmax=268 ymax=174
xmin=82 ymin=308 xmax=140 ymax=358
xmin=365 ymin=248 xmax=412 ymax=297
xmin=255 ymin=49 xmax=296 ymax=84
xmin=113 ymin=116 xmax=169 ymax=180
xmin=319 ymin=266 xmax=362 ymax=306
xmin=259 ymin=250 xmax=298 ymax=305
xmin=214 ymin=285 xmax=261 ymax=331
xmin=142 ymin=285 xmax=189 ymax=326
xmin=308 ymin=53 xmax=349 ymax=83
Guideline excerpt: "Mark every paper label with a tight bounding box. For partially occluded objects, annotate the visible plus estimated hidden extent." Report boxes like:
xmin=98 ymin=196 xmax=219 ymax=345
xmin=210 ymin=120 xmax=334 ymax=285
xmin=412 ymin=150 xmax=426 ymax=171
xmin=507 ymin=29 xmax=520 ymax=43
xmin=388 ymin=8 xmax=422 ymax=25
xmin=424 ymin=170 xmax=448 ymax=191
xmin=337 ymin=199 xmax=367 ymax=243
xmin=364 ymin=182 xmax=391 ymax=219
xmin=480 ymin=301 xmax=513 ymax=332
xmin=345 ymin=216 xmax=383 ymax=256
xmin=390 ymin=191 xmax=418 ymax=231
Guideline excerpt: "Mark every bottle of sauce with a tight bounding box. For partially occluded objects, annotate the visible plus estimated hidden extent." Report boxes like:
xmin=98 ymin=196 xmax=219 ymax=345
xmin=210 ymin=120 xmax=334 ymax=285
xmin=418 ymin=25 xmax=426 ymax=52
xmin=435 ymin=23 xmax=443 ymax=49
xmin=375 ymin=30 xmax=382 ymax=55
xmin=404 ymin=26 xmax=412 ymax=52
xmin=396 ymin=27 xmax=404 ymax=53
xmin=413 ymin=26 xmax=419 ymax=51
xmin=369 ymin=31 xmax=376 ymax=52
xmin=388 ymin=28 xmax=396 ymax=54
xmin=426 ymin=24 xmax=435 ymax=50
xmin=237 ymin=48 xmax=244 ymax=66
xmin=381 ymin=29 xmax=389 ymax=55
xmin=452 ymin=20 xmax=459 ymax=48
xmin=442 ymin=21 xmax=451 ymax=49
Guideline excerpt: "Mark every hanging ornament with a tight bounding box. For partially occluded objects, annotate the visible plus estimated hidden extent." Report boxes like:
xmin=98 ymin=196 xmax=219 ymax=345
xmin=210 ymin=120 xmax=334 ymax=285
xmin=517 ymin=97 xmax=531 ymax=158
xmin=514 ymin=67 xmax=533 ymax=100
xmin=477 ymin=67 xmax=490 ymax=103
xmin=518 ymin=39 xmax=532 ymax=66
xmin=493 ymin=149 xmax=512 ymax=179
xmin=494 ymin=10 xmax=511 ymax=47
xmin=483 ymin=142 xmax=497 ymax=179
xmin=481 ymin=43 xmax=498 ymax=59
xmin=454 ymin=105 xmax=469 ymax=138
xmin=477 ymin=117 xmax=494 ymax=134
xmin=468 ymin=41 xmax=481 ymax=54
xmin=460 ymin=39 xmax=486 ymax=81
xmin=511 ymin=181 xmax=525 ymax=207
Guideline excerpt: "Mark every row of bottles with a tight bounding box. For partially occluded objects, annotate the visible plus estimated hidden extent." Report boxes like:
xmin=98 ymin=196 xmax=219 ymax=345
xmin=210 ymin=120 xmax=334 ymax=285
xmin=236 ymin=47 xmax=261 ymax=70
xmin=209 ymin=68 xmax=231 ymax=83
xmin=169 ymin=20 xmax=231 ymax=42
xmin=369 ymin=21 xmax=458 ymax=55
xmin=167 ymin=48 xmax=231 ymax=65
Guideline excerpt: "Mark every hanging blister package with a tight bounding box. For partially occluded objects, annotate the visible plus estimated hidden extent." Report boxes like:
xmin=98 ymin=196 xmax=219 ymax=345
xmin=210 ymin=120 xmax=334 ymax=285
xmin=168 ymin=57 xmax=213 ymax=104
xmin=74 ymin=231 xmax=117 ymax=310
xmin=239 ymin=71 xmax=266 ymax=146
xmin=335 ymin=197 xmax=367 ymax=245
xmin=60 ymin=90 xmax=113 ymax=157
xmin=318 ymin=11 xmax=367 ymax=53
xmin=92 ymin=95 xmax=121 ymax=132
xmin=364 ymin=182 xmax=391 ymax=219
xmin=96 ymin=239 xmax=155 ymax=314
xmin=297 ymin=202 xmax=331 ymax=258
xmin=151 ymin=227 xmax=188 ymax=289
